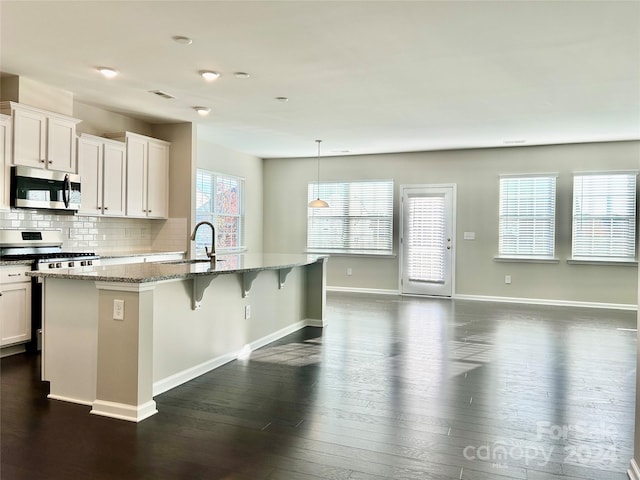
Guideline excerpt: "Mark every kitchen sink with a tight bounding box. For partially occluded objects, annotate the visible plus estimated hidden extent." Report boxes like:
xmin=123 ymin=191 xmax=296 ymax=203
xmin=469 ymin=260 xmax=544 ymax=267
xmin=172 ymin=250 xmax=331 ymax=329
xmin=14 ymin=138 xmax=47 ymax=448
xmin=160 ymin=258 xmax=226 ymax=265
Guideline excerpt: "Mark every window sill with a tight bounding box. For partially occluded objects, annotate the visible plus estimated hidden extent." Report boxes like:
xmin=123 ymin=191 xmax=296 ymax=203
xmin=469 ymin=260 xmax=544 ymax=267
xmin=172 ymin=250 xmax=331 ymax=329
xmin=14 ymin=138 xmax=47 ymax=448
xmin=494 ymin=256 xmax=560 ymax=264
xmin=217 ymin=247 xmax=248 ymax=254
xmin=306 ymin=250 xmax=396 ymax=259
xmin=567 ymin=258 xmax=638 ymax=266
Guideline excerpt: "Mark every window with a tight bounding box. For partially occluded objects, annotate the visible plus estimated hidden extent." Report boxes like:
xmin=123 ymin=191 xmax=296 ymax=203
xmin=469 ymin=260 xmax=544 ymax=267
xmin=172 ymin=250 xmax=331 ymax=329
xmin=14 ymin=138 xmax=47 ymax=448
xmin=307 ymin=180 xmax=394 ymax=255
xmin=195 ymin=169 xmax=244 ymax=254
xmin=572 ymin=172 xmax=637 ymax=261
xmin=499 ymin=175 xmax=557 ymax=259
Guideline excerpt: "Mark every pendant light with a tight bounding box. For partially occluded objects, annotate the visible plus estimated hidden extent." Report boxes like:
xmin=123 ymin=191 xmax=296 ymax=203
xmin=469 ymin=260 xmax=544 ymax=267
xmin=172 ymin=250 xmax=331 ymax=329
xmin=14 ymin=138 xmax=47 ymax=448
xmin=309 ymin=139 xmax=329 ymax=208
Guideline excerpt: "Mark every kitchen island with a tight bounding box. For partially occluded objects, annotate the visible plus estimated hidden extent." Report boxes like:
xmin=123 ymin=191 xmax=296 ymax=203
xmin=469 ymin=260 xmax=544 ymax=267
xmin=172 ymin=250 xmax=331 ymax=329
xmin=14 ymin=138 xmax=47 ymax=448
xmin=29 ymin=253 xmax=328 ymax=422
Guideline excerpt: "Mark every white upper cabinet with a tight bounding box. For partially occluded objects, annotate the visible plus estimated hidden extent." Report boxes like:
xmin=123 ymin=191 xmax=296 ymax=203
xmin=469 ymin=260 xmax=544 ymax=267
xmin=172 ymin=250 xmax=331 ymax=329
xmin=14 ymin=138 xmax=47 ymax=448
xmin=0 ymin=101 xmax=81 ymax=173
xmin=105 ymin=131 xmax=170 ymax=219
xmin=146 ymin=140 xmax=169 ymax=219
xmin=0 ymin=114 xmax=11 ymax=210
xmin=77 ymin=134 xmax=126 ymax=217
xmin=102 ymin=139 xmax=127 ymax=217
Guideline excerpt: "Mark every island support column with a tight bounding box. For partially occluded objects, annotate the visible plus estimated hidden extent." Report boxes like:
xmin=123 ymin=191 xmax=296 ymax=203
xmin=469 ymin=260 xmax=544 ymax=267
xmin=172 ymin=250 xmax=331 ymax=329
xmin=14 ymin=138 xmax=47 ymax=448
xmin=91 ymin=282 xmax=158 ymax=422
xmin=305 ymin=257 xmax=328 ymax=327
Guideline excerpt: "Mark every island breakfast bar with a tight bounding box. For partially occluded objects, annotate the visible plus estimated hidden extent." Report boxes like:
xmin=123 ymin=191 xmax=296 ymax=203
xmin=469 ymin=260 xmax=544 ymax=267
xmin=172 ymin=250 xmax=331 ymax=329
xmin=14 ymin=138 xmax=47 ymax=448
xmin=29 ymin=253 xmax=328 ymax=422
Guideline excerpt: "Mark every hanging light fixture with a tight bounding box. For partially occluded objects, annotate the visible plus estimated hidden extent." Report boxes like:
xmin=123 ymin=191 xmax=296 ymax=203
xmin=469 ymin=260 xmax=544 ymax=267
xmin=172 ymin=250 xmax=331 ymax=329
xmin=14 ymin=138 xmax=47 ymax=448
xmin=308 ymin=139 xmax=329 ymax=208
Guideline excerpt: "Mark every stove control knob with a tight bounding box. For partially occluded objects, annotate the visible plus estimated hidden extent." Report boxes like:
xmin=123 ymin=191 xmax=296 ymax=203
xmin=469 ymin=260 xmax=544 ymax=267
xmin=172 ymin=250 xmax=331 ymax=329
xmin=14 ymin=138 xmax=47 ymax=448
xmin=56 ymin=263 xmax=62 ymax=269
xmin=68 ymin=262 xmax=75 ymax=268
xmin=80 ymin=261 xmax=87 ymax=267
xmin=48 ymin=263 xmax=55 ymax=269
xmin=87 ymin=260 xmax=93 ymax=266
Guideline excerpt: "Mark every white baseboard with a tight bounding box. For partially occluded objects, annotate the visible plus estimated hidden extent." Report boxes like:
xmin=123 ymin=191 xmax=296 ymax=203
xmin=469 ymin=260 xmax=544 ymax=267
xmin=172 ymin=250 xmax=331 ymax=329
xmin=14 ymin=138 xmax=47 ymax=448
xmin=0 ymin=344 xmax=26 ymax=358
xmin=90 ymin=399 xmax=157 ymax=422
xmin=153 ymin=320 xmax=308 ymax=397
xmin=328 ymin=288 xmax=636 ymax=311
xmin=454 ymin=294 xmax=637 ymax=311
xmin=327 ymin=286 xmax=400 ymax=296
xmin=305 ymin=317 xmax=325 ymax=328
xmin=47 ymin=393 xmax=93 ymax=407
xmin=629 ymin=458 xmax=640 ymax=480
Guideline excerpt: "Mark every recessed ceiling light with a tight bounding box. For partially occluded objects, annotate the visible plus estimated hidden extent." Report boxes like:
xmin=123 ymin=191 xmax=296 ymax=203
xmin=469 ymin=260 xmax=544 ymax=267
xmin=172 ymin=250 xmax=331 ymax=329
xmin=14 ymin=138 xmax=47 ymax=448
xmin=234 ymin=72 xmax=250 ymax=79
xmin=275 ymin=97 xmax=289 ymax=102
xmin=194 ymin=106 xmax=211 ymax=116
xmin=200 ymin=70 xmax=220 ymax=82
xmin=97 ymin=67 xmax=118 ymax=79
xmin=172 ymin=35 xmax=193 ymax=45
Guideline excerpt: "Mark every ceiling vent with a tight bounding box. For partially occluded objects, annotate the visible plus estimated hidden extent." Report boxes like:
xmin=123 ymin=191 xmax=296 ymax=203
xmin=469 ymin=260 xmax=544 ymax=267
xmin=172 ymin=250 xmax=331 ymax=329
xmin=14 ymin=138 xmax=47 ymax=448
xmin=149 ymin=90 xmax=175 ymax=100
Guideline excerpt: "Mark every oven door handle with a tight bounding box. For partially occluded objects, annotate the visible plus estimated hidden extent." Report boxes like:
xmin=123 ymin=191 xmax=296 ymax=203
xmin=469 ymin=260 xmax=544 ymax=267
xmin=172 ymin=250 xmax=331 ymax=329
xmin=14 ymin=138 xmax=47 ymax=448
xmin=62 ymin=174 xmax=71 ymax=208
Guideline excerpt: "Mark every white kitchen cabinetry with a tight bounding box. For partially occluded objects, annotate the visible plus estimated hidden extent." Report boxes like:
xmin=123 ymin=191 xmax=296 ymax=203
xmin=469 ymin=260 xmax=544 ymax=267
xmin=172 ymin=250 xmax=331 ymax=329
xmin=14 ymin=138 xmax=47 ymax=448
xmin=105 ymin=132 xmax=170 ymax=219
xmin=77 ymin=134 xmax=126 ymax=216
xmin=0 ymin=265 xmax=32 ymax=347
xmin=0 ymin=114 xmax=11 ymax=209
xmin=0 ymin=101 xmax=81 ymax=173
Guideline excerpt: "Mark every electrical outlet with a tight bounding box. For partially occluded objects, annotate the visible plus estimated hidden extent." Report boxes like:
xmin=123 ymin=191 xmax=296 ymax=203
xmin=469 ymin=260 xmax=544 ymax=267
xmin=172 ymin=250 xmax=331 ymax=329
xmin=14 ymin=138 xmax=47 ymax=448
xmin=113 ymin=299 xmax=124 ymax=320
xmin=245 ymin=305 xmax=251 ymax=320
xmin=347 ymin=268 xmax=353 ymax=276
xmin=505 ymin=275 xmax=512 ymax=284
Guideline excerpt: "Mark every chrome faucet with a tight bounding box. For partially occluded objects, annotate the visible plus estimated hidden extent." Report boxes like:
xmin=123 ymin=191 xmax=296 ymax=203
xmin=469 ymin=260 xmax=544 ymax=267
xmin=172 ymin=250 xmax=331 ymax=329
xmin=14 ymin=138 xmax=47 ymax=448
xmin=191 ymin=221 xmax=216 ymax=262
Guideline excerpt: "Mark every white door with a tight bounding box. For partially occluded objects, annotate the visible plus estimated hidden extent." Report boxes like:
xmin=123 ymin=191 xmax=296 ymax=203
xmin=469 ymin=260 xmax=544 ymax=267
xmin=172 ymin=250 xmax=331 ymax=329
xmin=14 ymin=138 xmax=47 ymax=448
xmin=400 ymin=185 xmax=456 ymax=297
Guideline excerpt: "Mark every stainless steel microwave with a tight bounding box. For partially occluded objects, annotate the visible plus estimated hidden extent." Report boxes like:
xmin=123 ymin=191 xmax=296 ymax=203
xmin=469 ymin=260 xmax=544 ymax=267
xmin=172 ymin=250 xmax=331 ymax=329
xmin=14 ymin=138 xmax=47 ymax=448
xmin=11 ymin=166 xmax=81 ymax=211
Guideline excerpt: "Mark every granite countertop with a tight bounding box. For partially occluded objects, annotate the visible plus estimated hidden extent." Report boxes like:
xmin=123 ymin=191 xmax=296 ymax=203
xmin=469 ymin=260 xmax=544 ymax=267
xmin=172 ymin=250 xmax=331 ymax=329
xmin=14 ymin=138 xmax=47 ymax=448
xmin=27 ymin=253 xmax=328 ymax=283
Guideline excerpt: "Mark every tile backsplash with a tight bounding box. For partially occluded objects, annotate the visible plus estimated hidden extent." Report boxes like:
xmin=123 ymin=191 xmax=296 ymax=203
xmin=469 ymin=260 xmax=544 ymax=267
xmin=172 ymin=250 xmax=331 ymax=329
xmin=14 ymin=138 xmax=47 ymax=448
xmin=0 ymin=210 xmax=187 ymax=254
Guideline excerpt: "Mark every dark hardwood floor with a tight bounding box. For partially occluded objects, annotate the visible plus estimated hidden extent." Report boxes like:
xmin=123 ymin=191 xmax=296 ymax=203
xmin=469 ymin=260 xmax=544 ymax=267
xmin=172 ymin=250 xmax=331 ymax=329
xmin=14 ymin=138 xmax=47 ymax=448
xmin=1 ymin=292 xmax=636 ymax=479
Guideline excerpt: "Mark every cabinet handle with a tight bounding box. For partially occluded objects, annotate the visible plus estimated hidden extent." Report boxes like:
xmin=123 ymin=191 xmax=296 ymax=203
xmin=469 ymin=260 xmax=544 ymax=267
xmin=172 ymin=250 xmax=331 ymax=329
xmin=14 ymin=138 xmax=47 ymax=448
xmin=39 ymin=159 xmax=46 ymax=163
xmin=48 ymin=160 xmax=53 ymax=164
xmin=7 ymin=273 xmax=22 ymax=277
xmin=104 ymin=207 xmax=109 ymax=210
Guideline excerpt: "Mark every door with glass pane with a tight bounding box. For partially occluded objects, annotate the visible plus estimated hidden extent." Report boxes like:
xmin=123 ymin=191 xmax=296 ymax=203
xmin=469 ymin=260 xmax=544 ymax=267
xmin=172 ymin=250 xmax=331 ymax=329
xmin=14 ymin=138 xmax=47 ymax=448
xmin=400 ymin=185 xmax=455 ymax=297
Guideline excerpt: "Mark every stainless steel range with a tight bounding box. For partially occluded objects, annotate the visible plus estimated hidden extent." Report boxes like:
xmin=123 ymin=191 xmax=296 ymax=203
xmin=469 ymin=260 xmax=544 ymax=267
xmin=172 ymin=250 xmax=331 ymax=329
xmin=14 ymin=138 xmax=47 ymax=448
xmin=0 ymin=229 xmax=100 ymax=351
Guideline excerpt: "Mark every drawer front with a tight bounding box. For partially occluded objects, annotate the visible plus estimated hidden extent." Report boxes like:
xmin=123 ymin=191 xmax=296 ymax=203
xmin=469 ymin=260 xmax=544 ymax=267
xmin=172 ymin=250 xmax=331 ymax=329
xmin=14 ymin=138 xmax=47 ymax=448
xmin=1 ymin=266 xmax=31 ymax=284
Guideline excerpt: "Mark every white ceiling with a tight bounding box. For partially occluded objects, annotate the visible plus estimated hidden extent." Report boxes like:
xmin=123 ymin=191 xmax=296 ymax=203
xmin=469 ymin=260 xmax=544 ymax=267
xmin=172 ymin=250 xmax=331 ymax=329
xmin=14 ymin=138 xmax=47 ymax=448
xmin=1 ymin=1 xmax=639 ymax=158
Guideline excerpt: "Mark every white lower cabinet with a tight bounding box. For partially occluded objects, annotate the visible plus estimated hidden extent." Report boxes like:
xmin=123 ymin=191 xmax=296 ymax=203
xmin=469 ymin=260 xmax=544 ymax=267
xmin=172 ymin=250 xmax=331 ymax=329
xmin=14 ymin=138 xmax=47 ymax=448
xmin=0 ymin=265 xmax=32 ymax=347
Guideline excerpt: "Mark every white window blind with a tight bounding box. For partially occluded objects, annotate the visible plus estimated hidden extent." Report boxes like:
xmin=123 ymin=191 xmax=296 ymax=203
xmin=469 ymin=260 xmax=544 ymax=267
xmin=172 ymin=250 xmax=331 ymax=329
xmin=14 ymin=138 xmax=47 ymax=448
xmin=499 ymin=175 xmax=557 ymax=258
xmin=572 ymin=172 xmax=637 ymax=260
xmin=307 ymin=180 xmax=393 ymax=254
xmin=195 ymin=169 xmax=245 ymax=253
xmin=407 ymin=195 xmax=445 ymax=283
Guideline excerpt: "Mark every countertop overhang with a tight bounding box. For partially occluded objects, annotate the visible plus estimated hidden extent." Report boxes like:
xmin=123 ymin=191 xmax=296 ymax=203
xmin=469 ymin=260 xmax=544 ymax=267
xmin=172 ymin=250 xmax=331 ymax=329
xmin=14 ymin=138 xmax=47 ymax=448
xmin=27 ymin=253 xmax=328 ymax=284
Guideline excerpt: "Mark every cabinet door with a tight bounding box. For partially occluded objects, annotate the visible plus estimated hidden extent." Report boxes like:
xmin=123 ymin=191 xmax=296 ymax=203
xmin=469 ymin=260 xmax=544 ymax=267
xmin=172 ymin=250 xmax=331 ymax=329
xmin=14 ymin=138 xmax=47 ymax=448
xmin=0 ymin=282 xmax=32 ymax=347
xmin=0 ymin=115 xmax=10 ymax=209
xmin=102 ymin=142 xmax=126 ymax=217
xmin=47 ymin=117 xmax=77 ymax=172
xmin=77 ymin=137 xmax=103 ymax=215
xmin=146 ymin=141 xmax=169 ymax=218
xmin=13 ymin=108 xmax=46 ymax=167
xmin=126 ymin=136 xmax=148 ymax=217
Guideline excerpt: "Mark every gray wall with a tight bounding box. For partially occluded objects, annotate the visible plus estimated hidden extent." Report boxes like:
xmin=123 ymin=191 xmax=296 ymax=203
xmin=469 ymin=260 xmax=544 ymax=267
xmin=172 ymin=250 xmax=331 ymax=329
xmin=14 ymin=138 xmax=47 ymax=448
xmin=264 ymin=141 xmax=639 ymax=305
